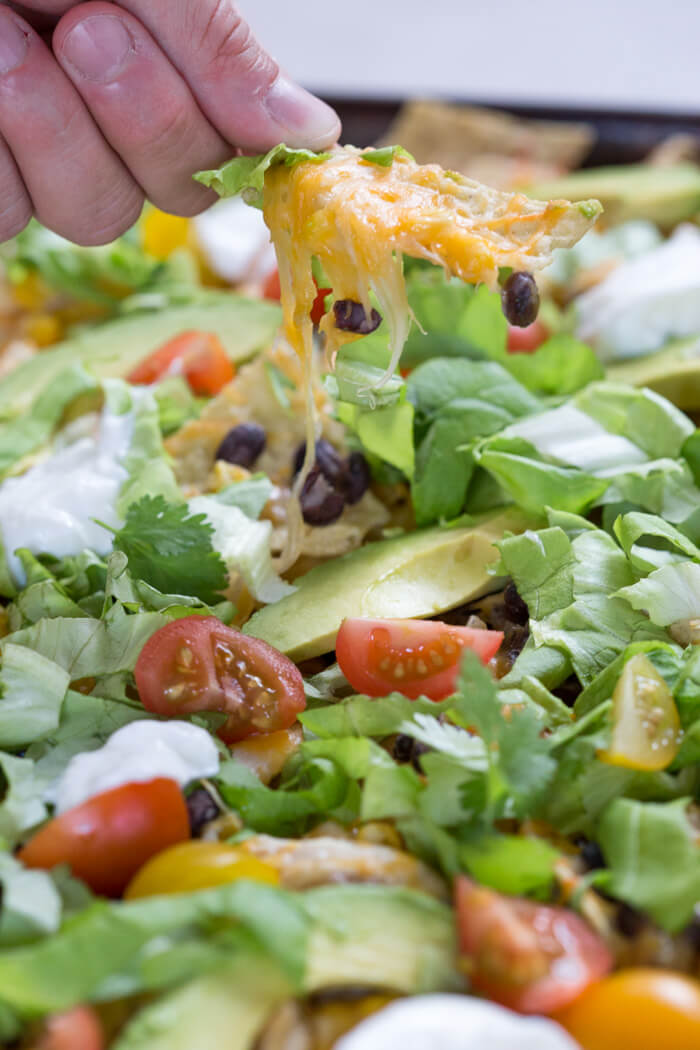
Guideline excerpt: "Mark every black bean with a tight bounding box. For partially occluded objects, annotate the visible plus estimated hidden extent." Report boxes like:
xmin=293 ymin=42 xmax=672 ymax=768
xmin=392 ymin=734 xmax=416 ymax=763
xmin=503 ymin=581 xmax=529 ymax=625
xmin=293 ymin=439 xmax=346 ymax=487
xmin=345 ymin=451 xmax=371 ymax=504
xmin=333 ymin=299 xmax=383 ymax=335
xmin=501 ymin=271 xmax=540 ymax=327
xmin=578 ymin=838 xmax=606 ymax=871
xmin=299 ymin=466 xmax=346 ymax=525
xmin=186 ymin=786 xmax=220 ymax=836
xmin=216 ymin=422 xmax=266 ymax=469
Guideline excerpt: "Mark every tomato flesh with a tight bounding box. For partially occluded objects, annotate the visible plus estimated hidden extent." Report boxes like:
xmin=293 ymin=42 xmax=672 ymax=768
xmin=598 ymin=653 xmax=681 ymax=771
xmin=507 ymin=320 xmax=548 ymax=353
xmin=134 ymin=616 xmax=306 ymax=743
xmin=127 ymin=330 xmax=234 ymax=396
xmin=37 ymin=1006 xmax=104 ymax=1050
xmin=262 ymin=266 xmax=330 ymax=325
xmin=124 ymin=840 xmax=279 ymax=899
xmin=335 ymin=618 xmax=503 ymax=700
xmin=18 ymin=779 xmax=189 ymax=897
xmin=455 ymin=876 xmax=613 ymax=1015
xmin=554 ymin=969 xmax=700 ymax=1050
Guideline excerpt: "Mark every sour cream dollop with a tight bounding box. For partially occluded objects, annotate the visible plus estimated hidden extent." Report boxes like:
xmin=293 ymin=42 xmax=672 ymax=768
xmin=0 ymin=401 xmax=134 ymax=585
xmin=333 ymin=996 xmax=581 ymax=1050
xmin=576 ymin=224 xmax=700 ymax=360
xmin=52 ymin=720 xmax=220 ymax=813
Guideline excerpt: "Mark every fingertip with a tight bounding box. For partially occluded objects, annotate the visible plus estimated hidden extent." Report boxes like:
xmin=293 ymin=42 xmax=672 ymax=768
xmin=264 ymin=76 xmax=342 ymax=150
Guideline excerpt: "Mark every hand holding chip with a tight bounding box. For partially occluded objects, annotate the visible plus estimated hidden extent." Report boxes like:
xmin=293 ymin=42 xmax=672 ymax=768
xmin=0 ymin=1 xmax=340 ymax=244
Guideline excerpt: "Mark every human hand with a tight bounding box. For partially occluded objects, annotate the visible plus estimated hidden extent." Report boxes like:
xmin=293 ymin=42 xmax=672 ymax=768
xmin=0 ymin=2 xmax=340 ymax=244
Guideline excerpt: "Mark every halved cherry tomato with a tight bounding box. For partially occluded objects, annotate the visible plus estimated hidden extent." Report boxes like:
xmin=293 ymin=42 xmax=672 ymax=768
xmin=310 ymin=284 xmax=332 ymax=326
xmin=134 ymin=616 xmax=306 ymax=744
xmin=335 ymin=618 xmax=503 ymax=700
xmin=262 ymin=268 xmax=281 ymax=300
xmin=598 ymin=653 xmax=681 ymax=771
xmin=507 ymin=320 xmax=548 ymax=353
xmin=262 ymin=266 xmax=330 ymax=325
xmin=126 ymin=330 xmax=234 ymax=396
xmin=554 ymin=969 xmax=700 ymax=1050
xmin=37 ymin=1006 xmax=104 ymax=1050
xmin=124 ymin=840 xmax=280 ymax=899
xmin=18 ymin=779 xmax=189 ymax=897
xmin=455 ymin=876 xmax=613 ymax=1015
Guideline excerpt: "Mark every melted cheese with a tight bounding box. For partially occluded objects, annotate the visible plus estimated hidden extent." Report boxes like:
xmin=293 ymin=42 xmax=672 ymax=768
xmin=260 ymin=146 xmax=599 ymax=566
xmin=262 ymin=146 xmax=600 ymax=378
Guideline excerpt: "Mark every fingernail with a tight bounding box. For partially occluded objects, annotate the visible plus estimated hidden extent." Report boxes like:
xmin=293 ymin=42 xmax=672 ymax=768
xmin=0 ymin=15 xmax=29 ymax=75
xmin=61 ymin=15 xmax=133 ymax=83
xmin=264 ymin=75 xmax=341 ymax=150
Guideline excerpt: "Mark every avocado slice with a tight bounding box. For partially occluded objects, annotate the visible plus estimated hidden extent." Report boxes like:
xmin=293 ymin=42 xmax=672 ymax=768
xmin=244 ymin=508 xmax=536 ymax=660
xmin=0 ymin=294 xmax=281 ymax=420
xmin=606 ymin=337 xmax=700 ymax=411
xmin=525 ymin=163 xmax=700 ymax=228
xmin=113 ymin=885 xmax=460 ymax=1050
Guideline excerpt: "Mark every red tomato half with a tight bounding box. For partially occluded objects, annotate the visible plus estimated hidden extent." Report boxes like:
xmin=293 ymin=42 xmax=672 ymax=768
xmin=335 ymin=618 xmax=503 ymax=700
xmin=262 ymin=268 xmax=281 ymax=300
xmin=262 ymin=266 xmax=330 ymax=325
xmin=18 ymin=779 xmax=189 ymax=897
xmin=455 ymin=876 xmax=613 ymax=1015
xmin=127 ymin=331 xmax=234 ymax=396
xmin=507 ymin=320 xmax=548 ymax=353
xmin=37 ymin=1007 xmax=104 ymax=1050
xmin=134 ymin=616 xmax=306 ymax=744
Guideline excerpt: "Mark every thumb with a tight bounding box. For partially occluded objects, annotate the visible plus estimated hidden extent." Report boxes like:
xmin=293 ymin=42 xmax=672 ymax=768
xmin=119 ymin=0 xmax=341 ymax=152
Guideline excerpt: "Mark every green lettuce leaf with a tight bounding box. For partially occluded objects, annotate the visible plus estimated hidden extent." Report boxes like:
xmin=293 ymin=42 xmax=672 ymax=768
xmin=1 ymin=219 xmax=172 ymax=309
xmin=597 ymin=798 xmax=700 ymax=933
xmin=616 ymin=562 xmax=700 ymax=626
xmin=0 ymin=880 xmax=310 ymax=1014
xmin=0 ymin=855 xmax=62 ymax=948
xmin=3 ymin=606 xmax=167 ymax=680
xmin=0 ymin=644 xmax=69 ymax=750
xmin=0 ymin=753 xmax=47 ymax=847
xmin=189 ymin=496 xmax=294 ymax=604
xmin=194 ymin=145 xmax=329 ymax=208
xmin=498 ymin=520 xmax=668 ymax=686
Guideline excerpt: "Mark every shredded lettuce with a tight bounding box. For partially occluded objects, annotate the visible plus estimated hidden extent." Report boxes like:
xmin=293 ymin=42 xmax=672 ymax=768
xmin=0 ymin=219 xmax=174 ymax=310
xmin=188 ymin=496 xmax=294 ymax=605
xmin=597 ymin=797 xmax=700 ymax=932
xmin=0 ymin=645 xmax=69 ymax=750
xmin=194 ymin=144 xmax=330 ymax=209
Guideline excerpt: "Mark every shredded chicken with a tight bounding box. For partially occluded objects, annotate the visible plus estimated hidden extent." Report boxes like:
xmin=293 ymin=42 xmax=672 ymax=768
xmin=240 ymin=834 xmax=448 ymax=900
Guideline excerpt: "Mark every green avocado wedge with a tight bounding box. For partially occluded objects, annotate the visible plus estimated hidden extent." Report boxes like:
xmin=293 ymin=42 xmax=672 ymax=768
xmin=607 ymin=337 xmax=700 ymax=411
xmin=525 ymin=163 xmax=700 ymax=228
xmin=244 ymin=508 xmax=538 ymax=660
xmin=0 ymin=295 xmax=281 ymax=420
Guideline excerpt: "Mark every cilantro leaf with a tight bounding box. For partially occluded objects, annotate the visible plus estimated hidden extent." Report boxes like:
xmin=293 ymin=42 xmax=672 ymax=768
xmin=111 ymin=496 xmax=227 ymax=605
xmin=454 ymin=651 xmax=556 ymax=820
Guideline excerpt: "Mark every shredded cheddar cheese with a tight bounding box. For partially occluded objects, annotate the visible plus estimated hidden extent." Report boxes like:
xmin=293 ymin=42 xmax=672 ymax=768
xmin=261 ymin=146 xmax=601 ymax=377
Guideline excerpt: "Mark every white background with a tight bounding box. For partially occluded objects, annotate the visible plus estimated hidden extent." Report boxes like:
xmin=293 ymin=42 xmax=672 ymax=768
xmin=240 ymin=0 xmax=700 ymax=114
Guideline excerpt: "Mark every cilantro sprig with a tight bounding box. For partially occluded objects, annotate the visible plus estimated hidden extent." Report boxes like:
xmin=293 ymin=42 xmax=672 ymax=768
xmin=111 ymin=495 xmax=228 ymax=605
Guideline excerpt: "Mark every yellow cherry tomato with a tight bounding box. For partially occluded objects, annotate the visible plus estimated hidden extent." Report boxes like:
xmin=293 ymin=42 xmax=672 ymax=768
xmin=598 ymin=653 xmax=681 ymax=771
xmin=555 ymin=969 xmax=700 ymax=1050
xmin=124 ymin=840 xmax=279 ymax=899
xmin=141 ymin=208 xmax=191 ymax=261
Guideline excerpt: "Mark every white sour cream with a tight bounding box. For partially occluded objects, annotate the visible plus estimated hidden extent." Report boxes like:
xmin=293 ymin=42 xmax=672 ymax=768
xmin=576 ymin=224 xmax=700 ymax=360
xmin=194 ymin=197 xmax=276 ymax=283
xmin=333 ymin=996 xmax=581 ymax=1050
xmin=0 ymin=403 xmax=134 ymax=585
xmin=52 ymin=720 xmax=220 ymax=814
